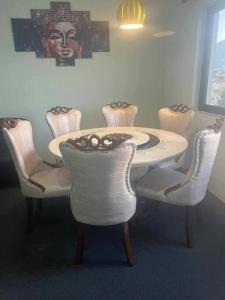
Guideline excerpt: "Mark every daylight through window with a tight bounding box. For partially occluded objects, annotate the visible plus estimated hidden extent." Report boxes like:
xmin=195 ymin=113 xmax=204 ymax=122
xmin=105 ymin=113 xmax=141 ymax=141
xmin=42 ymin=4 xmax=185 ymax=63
xmin=199 ymin=4 xmax=225 ymax=114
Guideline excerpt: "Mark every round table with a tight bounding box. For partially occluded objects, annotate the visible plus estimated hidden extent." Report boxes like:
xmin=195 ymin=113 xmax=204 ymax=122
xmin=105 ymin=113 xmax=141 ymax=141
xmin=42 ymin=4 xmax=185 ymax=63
xmin=49 ymin=127 xmax=188 ymax=167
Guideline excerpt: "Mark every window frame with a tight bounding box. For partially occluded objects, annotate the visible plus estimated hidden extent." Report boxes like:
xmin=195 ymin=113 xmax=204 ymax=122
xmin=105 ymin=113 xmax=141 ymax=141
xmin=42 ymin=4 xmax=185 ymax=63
xmin=199 ymin=2 xmax=225 ymax=115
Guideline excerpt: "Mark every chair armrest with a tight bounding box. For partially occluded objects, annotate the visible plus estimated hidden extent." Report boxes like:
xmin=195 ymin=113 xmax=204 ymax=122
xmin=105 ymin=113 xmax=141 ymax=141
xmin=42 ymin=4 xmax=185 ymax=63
xmin=165 ymin=183 xmax=182 ymax=196
xmin=28 ymin=178 xmax=46 ymax=192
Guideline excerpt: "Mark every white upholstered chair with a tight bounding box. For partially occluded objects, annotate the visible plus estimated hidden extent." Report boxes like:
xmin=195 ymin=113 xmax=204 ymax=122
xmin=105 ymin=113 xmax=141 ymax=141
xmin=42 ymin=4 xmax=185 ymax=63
xmin=60 ymin=134 xmax=137 ymax=265
xmin=46 ymin=106 xmax=81 ymax=138
xmin=158 ymin=104 xmax=194 ymax=170
xmin=102 ymin=101 xmax=138 ymax=127
xmin=159 ymin=104 xmax=194 ymax=136
xmin=181 ymin=111 xmax=224 ymax=172
xmin=1 ymin=119 xmax=71 ymax=233
xmin=170 ymin=112 xmax=224 ymax=172
xmin=102 ymin=101 xmax=145 ymax=182
xmin=136 ymin=119 xmax=223 ymax=248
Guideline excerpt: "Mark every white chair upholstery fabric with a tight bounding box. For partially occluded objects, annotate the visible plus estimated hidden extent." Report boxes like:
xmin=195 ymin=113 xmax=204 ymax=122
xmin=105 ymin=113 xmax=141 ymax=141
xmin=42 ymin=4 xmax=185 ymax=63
xmin=60 ymin=140 xmax=137 ymax=226
xmin=158 ymin=105 xmax=194 ymax=170
xmin=135 ymin=167 xmax=186 ymax=202
xmin=181 ymin=111 xmax=223 ymax=171
xmin=136 ymin=128 xmax=221 ymax=206
xmin=159 ymin=105 xmax=194 ymax=136
xmin=130 ymin=166 xmax=148 ymax=185
xmin=46 ymin=107 xmax=81 ymax=138
xmin=29 ymin=167 xmax=71 ymax=198
xmin=3 ymin=120 xmax=71 ymax=198
xmin=102 ymin=103 xmax=138 ymax=127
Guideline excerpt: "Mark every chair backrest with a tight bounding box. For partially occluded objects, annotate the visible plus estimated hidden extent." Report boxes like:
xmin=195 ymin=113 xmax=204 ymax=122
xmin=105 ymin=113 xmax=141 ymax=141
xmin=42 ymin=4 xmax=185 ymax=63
xmin=46 ymin=106 xmax=81 ymax=138
xmin=60 ymin=134 xmax=137 ymax=225
xmin=186 ymin=111 xmax=221 ymax=138
xmin=182 ymin=111 xmax=224 ymax=171
xmin=167 ymin=120 xmax=223 ymax=205
xmin=1 ymin=119 xmax=42 ymax=181
xmin=102 ymin=101 xmax=138 ymax=127
xmin=159 ymin=104 xmax=194 ymax=136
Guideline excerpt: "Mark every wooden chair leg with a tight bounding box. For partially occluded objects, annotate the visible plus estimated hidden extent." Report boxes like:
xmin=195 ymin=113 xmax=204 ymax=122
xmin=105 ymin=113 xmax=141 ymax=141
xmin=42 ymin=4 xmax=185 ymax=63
xmin=37 ymin=199 xmax=43 ymax=211
xmin=75 ymin=222 xmax=85 ymax=265
xmin=26 ymin=197 xmax=33 ymax=234
xmin=122 ymin=222 xmax=135 ymax=266
xmin=185 ymin=207 xmax=194 ymax=248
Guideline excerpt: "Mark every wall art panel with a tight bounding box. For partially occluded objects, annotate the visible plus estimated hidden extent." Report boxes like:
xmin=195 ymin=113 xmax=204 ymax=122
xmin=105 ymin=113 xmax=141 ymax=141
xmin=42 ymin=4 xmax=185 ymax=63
xmin=11 ymin=2 xmax=110 ymax=67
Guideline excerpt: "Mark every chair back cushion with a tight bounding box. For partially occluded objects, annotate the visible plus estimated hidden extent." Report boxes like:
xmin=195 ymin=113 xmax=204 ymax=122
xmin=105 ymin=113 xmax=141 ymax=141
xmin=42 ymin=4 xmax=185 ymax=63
xmin=159 ymin=105 xmax=194 ymax=136
xmin=168 ymin=128 xmax=222 ymax=205
xmin=186 ymin=111 xmax=220 ymax=136
xmin=60 ymin=137 xmax=136 ymax=225
xmin=182 ymin=111 xmax=223 ymax=171
xmin=2 ymin=119 xmax=42 ymax=180
xmin=46 ymin=106 xmax=81 ymax=138
xmin=102 ymin=102 xmax=138 ymax=127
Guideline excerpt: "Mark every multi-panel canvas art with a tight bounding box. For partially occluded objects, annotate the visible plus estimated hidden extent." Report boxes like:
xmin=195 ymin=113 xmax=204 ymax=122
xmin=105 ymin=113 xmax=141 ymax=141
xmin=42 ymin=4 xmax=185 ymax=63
xmin=11 ymin=2 xmax=110 ymax=67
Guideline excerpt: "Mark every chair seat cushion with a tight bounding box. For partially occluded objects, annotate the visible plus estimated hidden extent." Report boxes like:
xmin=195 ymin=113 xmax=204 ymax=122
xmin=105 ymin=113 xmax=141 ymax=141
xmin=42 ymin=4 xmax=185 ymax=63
xmin=30 ymin=167 xmax=71 ymax=197
xmin=136 ymin=167 xmax=185 ymax=202
xmin=31 ymin=161 xmax=53 ymax=174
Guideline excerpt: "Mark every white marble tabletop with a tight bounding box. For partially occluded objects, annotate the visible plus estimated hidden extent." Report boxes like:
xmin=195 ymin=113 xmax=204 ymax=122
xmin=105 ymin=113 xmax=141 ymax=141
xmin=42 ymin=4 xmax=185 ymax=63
xmin=49 ymin=127 xmax=188 ymax=167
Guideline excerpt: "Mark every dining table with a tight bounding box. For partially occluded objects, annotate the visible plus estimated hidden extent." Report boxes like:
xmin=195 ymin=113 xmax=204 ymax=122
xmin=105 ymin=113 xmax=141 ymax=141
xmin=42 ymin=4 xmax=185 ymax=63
xmin=49 ymin=127 xmax=188 ymax=168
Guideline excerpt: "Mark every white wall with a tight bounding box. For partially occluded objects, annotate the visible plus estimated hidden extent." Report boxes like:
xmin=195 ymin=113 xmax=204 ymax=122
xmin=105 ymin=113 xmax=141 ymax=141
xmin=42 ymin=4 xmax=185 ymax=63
xmin=0 ymin=0 xmax=163 ymax=160
xmin=162 ymin=0 xmax=225 ymax=202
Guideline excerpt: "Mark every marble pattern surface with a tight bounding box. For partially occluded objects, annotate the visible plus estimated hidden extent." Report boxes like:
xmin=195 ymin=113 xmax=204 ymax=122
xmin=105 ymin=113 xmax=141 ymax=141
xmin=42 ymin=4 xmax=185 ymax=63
xmin=49 ymin=127 xmax=188 ymax=167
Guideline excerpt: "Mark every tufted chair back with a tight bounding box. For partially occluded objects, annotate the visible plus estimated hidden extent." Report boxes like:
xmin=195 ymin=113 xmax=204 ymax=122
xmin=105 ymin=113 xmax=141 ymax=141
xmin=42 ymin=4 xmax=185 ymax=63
xmin=167 ymin=127 xmax=222 ymax=206
xmin=159 ymin=104 xmax=194 ymax=136
xmin=102 ymin=101 xmax=138 ymax=127
xmin=46 ymin=106 xmax=81 ymax=138
xmin=60 ymin=135 xmax=137 ymax=226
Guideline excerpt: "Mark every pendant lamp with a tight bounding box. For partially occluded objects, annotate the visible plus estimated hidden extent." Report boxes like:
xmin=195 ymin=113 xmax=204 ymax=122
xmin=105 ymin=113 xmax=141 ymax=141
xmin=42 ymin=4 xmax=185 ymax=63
xmin=117 ymin=0 xmax=146 ymax=30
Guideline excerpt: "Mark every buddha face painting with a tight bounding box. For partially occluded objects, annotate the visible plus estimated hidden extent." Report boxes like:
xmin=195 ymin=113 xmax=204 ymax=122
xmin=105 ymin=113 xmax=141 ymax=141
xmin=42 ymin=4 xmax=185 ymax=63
xmin=11 ymin=2 xmax=109 ymax=67
xmin=41 ymin=21 xmax=83 ymax=65
xmin=31 ymin=3 xmax=92 ymax=66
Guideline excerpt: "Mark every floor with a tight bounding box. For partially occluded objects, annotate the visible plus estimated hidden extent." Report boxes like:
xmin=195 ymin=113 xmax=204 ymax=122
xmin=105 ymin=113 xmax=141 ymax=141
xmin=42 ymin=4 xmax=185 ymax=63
xmin=0 ymin=186 xmax=225 ymax=300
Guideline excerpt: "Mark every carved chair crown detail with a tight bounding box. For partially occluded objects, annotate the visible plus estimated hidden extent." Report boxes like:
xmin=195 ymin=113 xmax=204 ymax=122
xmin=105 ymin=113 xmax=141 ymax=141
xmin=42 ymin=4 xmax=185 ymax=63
xmin=47 ymin=106 xmax=73 ymax=115
xmin=109 ymin=101 xmax=132 ymax=109
xmin=168 ymin=104 xmax=192 ymax=113
xmin=0 ymin=118 xmax=21 ymax=130
xmin=208 ymin=118 xmax=224 ymax=133
xmin=66 ymin=134 xmax=131 ymax=152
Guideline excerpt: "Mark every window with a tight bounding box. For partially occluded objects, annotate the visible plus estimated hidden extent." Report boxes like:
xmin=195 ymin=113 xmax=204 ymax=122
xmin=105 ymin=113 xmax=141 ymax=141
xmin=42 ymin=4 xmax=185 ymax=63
xmin=199 ymin=3 xmax=225 ymax=115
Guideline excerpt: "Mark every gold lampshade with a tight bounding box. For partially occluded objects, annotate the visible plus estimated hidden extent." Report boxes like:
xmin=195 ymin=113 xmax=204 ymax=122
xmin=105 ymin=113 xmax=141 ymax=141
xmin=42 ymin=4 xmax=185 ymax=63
xmin=117 ymin=0 xmax=146 ymax=30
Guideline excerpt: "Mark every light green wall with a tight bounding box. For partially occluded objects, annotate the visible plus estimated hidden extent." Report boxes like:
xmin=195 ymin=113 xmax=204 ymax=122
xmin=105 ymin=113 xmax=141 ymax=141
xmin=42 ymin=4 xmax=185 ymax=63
xmin=2 ymin=0 xmax=225 ymax=202
xmin=0 ymin=0 xmax=163 ymax=159
xmin=161 ymin=0 xmax=225 ymax=202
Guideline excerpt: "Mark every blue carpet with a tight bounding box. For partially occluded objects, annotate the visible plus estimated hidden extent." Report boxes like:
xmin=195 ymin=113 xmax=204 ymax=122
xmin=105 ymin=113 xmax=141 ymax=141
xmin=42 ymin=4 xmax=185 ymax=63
xmin=0 ymin=187 xmax=225 ymax=300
